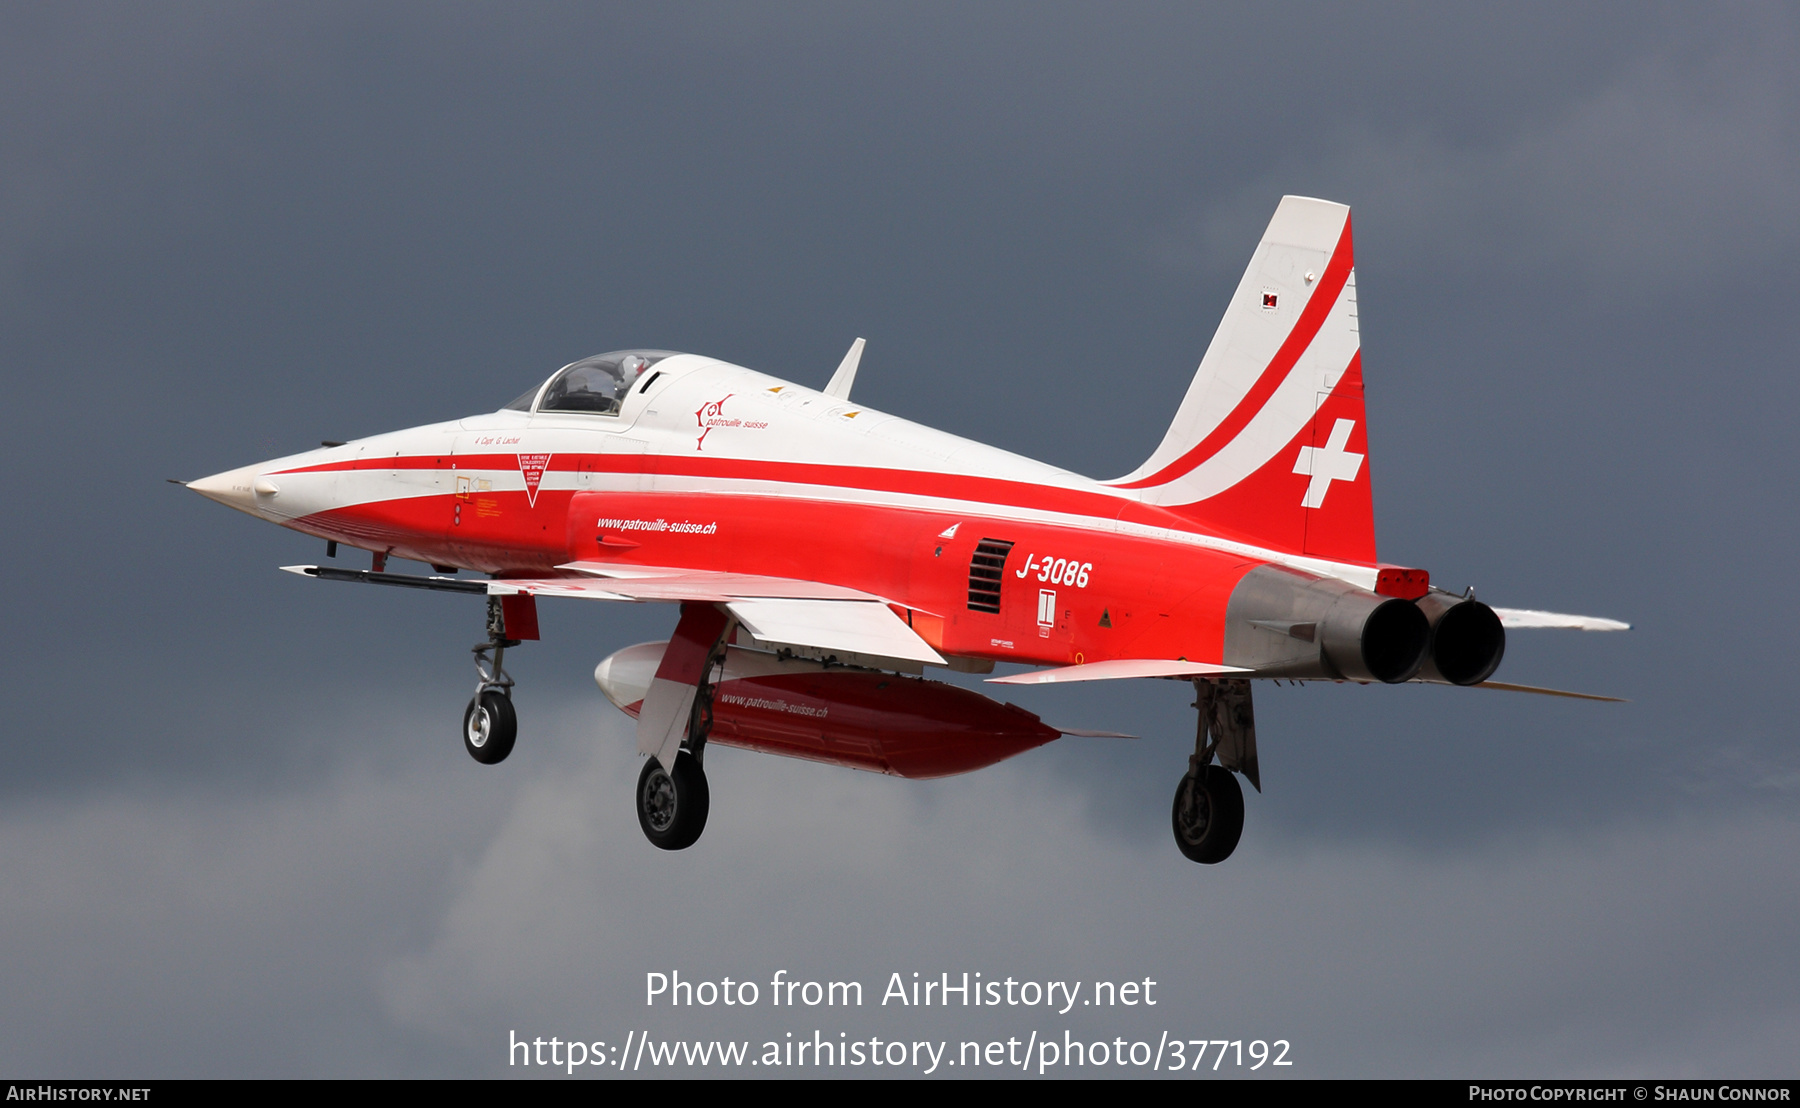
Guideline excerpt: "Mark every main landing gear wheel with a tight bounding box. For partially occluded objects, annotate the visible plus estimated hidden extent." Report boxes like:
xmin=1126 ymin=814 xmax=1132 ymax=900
xmin=637 ymin=752 xmax=709 ymax=851
xmin=1172 ymin=764 xmax=1244 ymax=865
xmin=463 ymin=690 xmax=517 ymax=764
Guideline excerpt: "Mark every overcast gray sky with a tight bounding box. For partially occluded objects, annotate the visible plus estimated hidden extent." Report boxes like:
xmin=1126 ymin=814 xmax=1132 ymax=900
xmin=2 ymin=2 xmax=1796 ymax=1078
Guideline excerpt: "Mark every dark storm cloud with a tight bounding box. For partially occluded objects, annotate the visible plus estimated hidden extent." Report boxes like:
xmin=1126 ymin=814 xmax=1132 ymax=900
xmin=4 ymin=706 xmax=1794 ymax=1076
xmin=2 ymin=2 xmax=1796 ymax=1076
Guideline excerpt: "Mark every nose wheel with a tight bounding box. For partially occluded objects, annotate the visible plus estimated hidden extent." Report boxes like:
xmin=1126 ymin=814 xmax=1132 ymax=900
xmin=636 ymin=752 xmax=709 ymax=850
xmin=463 ymin=596 xmax=522 ymax=765
xmin=464 ymin=689 xmax=517 ymax=764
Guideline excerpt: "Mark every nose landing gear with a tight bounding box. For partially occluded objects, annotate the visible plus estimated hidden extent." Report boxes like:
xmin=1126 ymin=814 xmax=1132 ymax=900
xmin=464 ymin=689 xmax=516 ymax=764
xmin=464 ymin=596 xmax=520 ymax=765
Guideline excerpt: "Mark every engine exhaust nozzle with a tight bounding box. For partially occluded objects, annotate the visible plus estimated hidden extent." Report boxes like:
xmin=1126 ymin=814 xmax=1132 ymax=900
xmin=1415 ymin=594 xmax=1506 ymax=686
xmin=1320 ymin=593 xmax=1431 ymax=684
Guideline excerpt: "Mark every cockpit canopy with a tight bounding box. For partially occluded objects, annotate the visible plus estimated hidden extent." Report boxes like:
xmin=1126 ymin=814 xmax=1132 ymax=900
xmin=503 ymin=350 xmax=681 ymax=415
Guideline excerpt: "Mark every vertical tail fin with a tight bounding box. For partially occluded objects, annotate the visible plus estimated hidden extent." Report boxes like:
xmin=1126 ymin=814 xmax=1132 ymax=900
xmin=1111 ymin=196 xmax=1375 ymax=565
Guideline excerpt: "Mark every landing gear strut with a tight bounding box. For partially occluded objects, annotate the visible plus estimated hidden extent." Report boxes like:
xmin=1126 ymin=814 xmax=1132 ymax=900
xmin=632 ymin=604 xmax=733 ymax=851
xmin=1171 ymin=678 xmax=1258 ymax=864
xmin=464 ymin=596 xmax=519 ymax=764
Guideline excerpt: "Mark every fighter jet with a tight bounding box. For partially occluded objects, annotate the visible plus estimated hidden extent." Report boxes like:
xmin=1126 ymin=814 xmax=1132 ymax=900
xmin=187 ymin=196 xmax=1626 ymax=863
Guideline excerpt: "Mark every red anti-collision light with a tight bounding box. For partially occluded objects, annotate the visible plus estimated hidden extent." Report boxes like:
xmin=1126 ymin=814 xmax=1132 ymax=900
xmin=1375 ymin=564 xmax=1430 ymax=600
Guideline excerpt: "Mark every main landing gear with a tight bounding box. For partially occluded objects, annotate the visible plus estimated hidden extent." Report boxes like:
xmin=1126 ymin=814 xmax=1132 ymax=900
xmin=1172 ymin=764 xmax=1243 ymax=864
xmin=637 ymin=752 xmax=710 ymax=850
xmin=1171 ymin=678 xmax=1260 ymax=865
xmin=631 ymin=604 xmax=732 ymax=851
xmin=464 ymin=596 xmax=519 ymax=764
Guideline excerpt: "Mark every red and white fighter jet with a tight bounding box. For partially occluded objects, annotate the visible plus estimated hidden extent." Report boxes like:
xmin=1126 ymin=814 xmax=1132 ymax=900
xmin=188 ymin=196 xmax=1626 ymax=863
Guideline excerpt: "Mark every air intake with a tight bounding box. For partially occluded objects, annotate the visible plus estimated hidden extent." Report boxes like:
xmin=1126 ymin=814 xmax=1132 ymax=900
xmin=967 ymin=539 xmax=1014 ymax=613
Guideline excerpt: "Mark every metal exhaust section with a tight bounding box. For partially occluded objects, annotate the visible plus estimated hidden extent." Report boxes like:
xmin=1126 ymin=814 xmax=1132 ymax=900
xmin=1224 ymin=566 xmax=1429 ymax=684
xmin=1317 ymin=591 xmax=1431 ymax=684
xmin=1415 ymin=592 xmax=1506 ymax=686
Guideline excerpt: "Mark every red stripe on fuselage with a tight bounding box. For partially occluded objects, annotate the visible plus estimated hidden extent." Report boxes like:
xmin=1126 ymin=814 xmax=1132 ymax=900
xmin=275 ymin=451 xmax=1253 ymax=541
xmin=287 ymin=442 xmax=1380 ymax=575
xmin=298 ymin=490 xmax=1264 ymax=667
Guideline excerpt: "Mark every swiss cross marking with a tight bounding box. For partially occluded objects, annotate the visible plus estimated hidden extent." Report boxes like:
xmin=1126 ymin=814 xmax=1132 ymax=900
xmin=1293 ymin=418 xmax=1363 ymax=508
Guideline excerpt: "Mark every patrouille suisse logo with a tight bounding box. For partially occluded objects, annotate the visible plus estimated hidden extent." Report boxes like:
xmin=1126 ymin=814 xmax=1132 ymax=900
xmin=693 ymin=394 xmax=769 ymax=451
xmin=695 ymin=394 xmax=733 ymax=450
xmin=517 ymin=452 xmax=552 ymax=507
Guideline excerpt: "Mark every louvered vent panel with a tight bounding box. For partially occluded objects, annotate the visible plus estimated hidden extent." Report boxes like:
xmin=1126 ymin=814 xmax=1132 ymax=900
xmin=967 ymin=539 xmax=1014 ymax=613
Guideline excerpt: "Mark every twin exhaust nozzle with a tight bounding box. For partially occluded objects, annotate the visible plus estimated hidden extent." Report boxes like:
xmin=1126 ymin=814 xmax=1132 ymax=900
xmin=1227 ymin=568 xmax=1506 ymax=686
xmin=1323 ymin=592 xmax=1505 ymax=686
xmin=1413 ymin=593 xmax=1506 ymax=686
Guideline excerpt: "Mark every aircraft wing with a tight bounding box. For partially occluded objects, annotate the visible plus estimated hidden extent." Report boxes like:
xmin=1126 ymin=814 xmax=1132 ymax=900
xmin=504 ymin=567 xmax=943 ymax=667
xmin=545 ymin=561 xmax=879 ymax=602
xmin=1491 ymin=608 xmax=1631 ymax=631
xmin=987 ymin=659 xmax=1249 ymax=685
xmin=284 ymin=562 xmax=941 ymax=668
xmin=725 ymin=598 xmax=944 ymax=666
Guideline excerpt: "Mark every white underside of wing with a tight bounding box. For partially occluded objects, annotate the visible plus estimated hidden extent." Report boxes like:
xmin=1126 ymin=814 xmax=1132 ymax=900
xmin=496 ymin=567 xmax=941 ymax=670
xmin=1492 ymin=608 xmax=1631 ymax=631
xmin=987 ymin=659 xmax=1249 ymax=685
xmin=725 ymin=598 xmax=945 ymax=666
xmin=485 ymin=578 xmax=633 ymax=600
xmin=553 ymin=561 xmax=881 ymax=601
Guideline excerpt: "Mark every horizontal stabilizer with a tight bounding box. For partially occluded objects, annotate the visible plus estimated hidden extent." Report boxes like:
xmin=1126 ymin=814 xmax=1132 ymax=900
xmin=1046 ymin=724 xmax=1138 ymax=739
xmin=727 ymin=598 xmax=945 ymax=667
xmin=988 ymin=659 xmax=1248 ymax=685
xmin=1492 ymin=608 xmax=1630 ymax=631
xmin=1475 ymin=680 xmax=1626 ymax=703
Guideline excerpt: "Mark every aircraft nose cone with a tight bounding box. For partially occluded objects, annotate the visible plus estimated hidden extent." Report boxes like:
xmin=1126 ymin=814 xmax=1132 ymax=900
xmin=187 ymin=463 xmax=280 ymax=516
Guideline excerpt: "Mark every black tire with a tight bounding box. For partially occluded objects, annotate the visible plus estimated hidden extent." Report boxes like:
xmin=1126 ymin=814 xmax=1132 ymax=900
xmin=636 ymin=752 xmax=709 ymax=851
xmin=1171 ymin=764 xmax=1245 ymax=864
xmin=463 ymin=690 xmax=517 ymax=764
